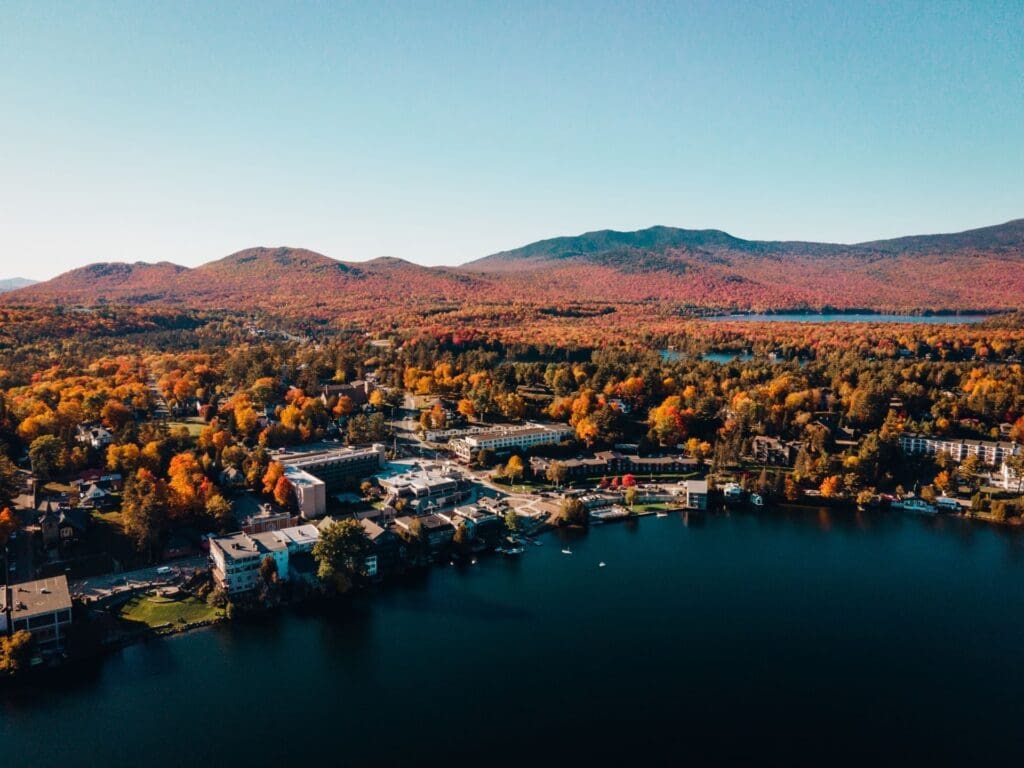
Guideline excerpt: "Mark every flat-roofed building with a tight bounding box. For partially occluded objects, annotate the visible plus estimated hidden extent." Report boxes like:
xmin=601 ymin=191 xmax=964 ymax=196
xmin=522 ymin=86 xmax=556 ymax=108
xmin=531 ymin=451 xmax=698 ymax=480
xmin=209 ymin=524 xmax=320 ymax=595
xmin=2 ymin=576 xmax=73 ymax=655
xmin=278 ymin=443 xmax=386 ymax=490
xmin=378 ymin=469 xmax=473 ymax=512
xmin=899 ymin=434 xmax=1020 ymax=466
xmin=450 ymin=423 xmax=573 ymax=461
xmin=284 ymin=465 xmax=327 ymax=519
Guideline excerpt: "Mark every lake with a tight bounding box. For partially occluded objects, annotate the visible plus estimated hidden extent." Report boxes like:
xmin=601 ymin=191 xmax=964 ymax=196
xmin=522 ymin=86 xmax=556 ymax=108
xmin=710 ymin=312 xmax=991 ymax=324
xmin=4 ymin=509 xmax=1024 ymax=766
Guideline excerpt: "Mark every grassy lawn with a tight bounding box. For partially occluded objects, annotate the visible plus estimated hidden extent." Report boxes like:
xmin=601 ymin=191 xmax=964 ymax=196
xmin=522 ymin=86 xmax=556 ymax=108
xmin=118 ymin=593 xmax=223 ymax=629
xmin=630 ymin=502 xmax=678 ymax=512
xmin=166 ymin=419 xmax=205 ymax=438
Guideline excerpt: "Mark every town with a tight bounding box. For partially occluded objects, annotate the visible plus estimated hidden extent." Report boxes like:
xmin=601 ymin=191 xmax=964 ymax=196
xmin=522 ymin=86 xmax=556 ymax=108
xmin=3 ymin=315 xmax=1023 ymax=674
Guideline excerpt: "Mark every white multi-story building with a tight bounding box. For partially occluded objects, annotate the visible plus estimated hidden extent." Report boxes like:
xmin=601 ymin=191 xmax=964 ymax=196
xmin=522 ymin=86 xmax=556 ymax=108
xmin=450 ymin=423 xmax=573 ymax=461
xmin=1 ymin=576 xmax=73 ymax=655
xmin=209 ymin=524 xmax=320 ymax=595
xmin=899 ymin=433 xmax=1020 ymax=466
xmin=283 ymin=465 xmax=327 ymax=519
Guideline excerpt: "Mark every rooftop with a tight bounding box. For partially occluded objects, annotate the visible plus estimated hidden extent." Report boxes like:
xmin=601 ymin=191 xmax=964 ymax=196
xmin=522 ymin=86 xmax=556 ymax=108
xmin=5 ymin=576 xmax=72 ymax=620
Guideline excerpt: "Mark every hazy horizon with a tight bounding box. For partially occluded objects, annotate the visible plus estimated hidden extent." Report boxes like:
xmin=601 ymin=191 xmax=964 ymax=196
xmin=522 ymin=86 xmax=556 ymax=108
xmin=3 ymin=1 xmax=1022 ymax=280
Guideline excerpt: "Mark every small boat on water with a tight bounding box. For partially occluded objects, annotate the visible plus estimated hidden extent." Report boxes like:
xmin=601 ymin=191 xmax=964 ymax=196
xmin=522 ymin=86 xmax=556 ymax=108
xmin=656 ymin=510 xmax=669 ymax=518
xmin=503 ymin=546 xmax=525 ymax=555
xmin=561 ymin=548 xmax=572 ymax=555
xmin=598 ymin=561 xmax=606 ymax=568
xmin=750 ymin=493 xmax=764 ymax=508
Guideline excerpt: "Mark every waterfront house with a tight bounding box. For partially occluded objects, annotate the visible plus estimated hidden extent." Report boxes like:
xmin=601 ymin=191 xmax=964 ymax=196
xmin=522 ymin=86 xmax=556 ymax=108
xmin=394 ymin=514 xmax=455 ymax=553
xmin=357 ymin=518 xmax=403 ymax=578
xmin=209 ymin=524 xmax=320 ymax=595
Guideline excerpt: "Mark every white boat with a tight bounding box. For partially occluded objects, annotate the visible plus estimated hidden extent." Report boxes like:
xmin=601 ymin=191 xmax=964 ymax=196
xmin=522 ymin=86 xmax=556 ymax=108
xmin=503 ymin=546 xmax=525 ymax=555
xmin=561 ymin=548 xmax=572 ymax=555
xmin=598 ymin=561 xmax=606 ymax=568
xmin=750 ymin=493 xmax=764 ymax=508
xmin=656 ymin=510 xmax=669 ymax=518
xmin=892 ymin=497 xmax=937 ymax=515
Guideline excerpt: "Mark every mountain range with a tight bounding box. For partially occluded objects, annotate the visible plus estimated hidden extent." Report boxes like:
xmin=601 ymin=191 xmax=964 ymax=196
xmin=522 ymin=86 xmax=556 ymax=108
xmin=0 ymin=277 xmax=38 ymax=293
xmin=5 ymin=219 xmax=1023 ymax=315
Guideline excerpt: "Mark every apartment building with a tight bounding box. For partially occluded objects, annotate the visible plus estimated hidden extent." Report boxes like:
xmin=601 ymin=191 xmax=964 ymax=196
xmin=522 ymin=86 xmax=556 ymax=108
xmin=209 ymin=525 xmax=320 ymax=595
xmin=1 ymin=576 xmax=73 ymax=655
xmin=898 ymin=433 xmax=1021 ymax=466
xmin=450 ymin=423 xmax=573 ymax=461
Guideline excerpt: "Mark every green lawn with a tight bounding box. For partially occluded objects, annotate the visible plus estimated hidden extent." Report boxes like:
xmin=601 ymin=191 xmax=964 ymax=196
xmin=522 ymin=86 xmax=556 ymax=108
xmin=165 ymin=419 xmax=205 ymax=438
xmin=118 ymin=593 xmax=223 ymax=629
xmin=630 ymin=502 xmax=678 ymax=512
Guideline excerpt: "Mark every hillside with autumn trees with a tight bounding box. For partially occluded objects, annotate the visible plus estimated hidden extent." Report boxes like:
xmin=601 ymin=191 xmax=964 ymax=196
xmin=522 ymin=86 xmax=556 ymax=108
xmin=4 ymin=219 xmax=1024 ymax=317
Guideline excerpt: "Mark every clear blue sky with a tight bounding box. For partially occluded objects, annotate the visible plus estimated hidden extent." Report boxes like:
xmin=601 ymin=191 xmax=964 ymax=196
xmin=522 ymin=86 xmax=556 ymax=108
xmin=2 ymin=1 xmax=1022 ymax=279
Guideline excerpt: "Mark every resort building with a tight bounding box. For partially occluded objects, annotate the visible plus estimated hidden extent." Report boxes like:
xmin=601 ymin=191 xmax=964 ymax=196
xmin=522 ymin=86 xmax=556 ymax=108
xmin=278 ymin=443 xmax=386 ymax=490
xmin=1 ymin=576 xmax=73 ymax=655
xmin=898 ymin=433 xmax=1021 ymax=466
xmin=378 ymin=468 xmax=473 ymax=512
xmin=530 ymin=451 xmax=699 ymax=481
xmin=450 ymin=423 xmax=573 ymax=461
xmin=209 ymin=525 xmax=320 ymax=595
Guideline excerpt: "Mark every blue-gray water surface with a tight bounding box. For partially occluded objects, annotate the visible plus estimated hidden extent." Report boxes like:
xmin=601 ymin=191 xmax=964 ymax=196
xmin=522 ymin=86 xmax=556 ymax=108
xmin=4 ymin=509 xmax=1024 ymax=766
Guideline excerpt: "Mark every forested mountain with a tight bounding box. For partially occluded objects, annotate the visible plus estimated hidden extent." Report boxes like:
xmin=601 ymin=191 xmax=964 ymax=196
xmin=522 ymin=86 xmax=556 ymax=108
xmin=5 ymin=220 xmax=1024 ymax=314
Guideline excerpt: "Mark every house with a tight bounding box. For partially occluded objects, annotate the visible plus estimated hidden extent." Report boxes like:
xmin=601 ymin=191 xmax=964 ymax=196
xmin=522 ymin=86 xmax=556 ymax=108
xmin=751 ymin=436 xmax=801 ymax=467
xmin=38 ymin=501 xmax=88 ymax=550
xmin=79 ymin=483 xmax=113 ymax=510
xmin=320 ymin=380 xmax=376 ymax=408
xmin=357 ymin=518 xmax=403 ymax=578
xmin=450 ymin=423 xmax=574 ymax=462
xmin=208 ymin=524 xmax=320 ymax=595
xmin=218 ymin=466 xmax=247 ymax=490
xmin=439 ymin=505 xmax=503 ymax=545
xmin=1 ymin=576 xmax=73 ymax=656
xmin=75 ymin=424 xmax=113 ymax=450
xmin=394 ymin=514 xmax=455 ymax=553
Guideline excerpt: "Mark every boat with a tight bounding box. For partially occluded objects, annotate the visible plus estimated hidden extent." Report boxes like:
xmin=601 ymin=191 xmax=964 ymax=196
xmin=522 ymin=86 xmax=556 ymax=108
xmin=891 ymin=497 xmax=937 ymax=515
xmin=561 ymin=548 xmax=572 ymax=555
xmin=750 ymin=493 xmax=764 ymax=508
xmin=503 ymin=546 xmax=525 ymax=555
xmin=598 ymin=561 xmax=606 ymax=568
xmin=656 ymin=510 xmax=669 ymax=518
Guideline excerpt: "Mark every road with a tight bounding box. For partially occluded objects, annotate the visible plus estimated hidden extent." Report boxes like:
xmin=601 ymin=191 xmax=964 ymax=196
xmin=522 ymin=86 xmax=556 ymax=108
xmin=71 ymin=555 xmax=208 ymax=601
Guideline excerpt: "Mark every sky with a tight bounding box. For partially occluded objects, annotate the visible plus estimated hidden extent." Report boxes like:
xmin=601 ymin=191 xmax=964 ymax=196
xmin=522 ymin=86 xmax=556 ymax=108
xmin=1 ymin=1 xmax=1022 ymax=280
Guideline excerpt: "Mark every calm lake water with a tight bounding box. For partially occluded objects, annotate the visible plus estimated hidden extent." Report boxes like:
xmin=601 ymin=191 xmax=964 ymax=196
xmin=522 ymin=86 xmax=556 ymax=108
xmin=711 ymin=312 xmax=990 ymax=324
xmin=4 ymin=510 xmax=1024 ymax=766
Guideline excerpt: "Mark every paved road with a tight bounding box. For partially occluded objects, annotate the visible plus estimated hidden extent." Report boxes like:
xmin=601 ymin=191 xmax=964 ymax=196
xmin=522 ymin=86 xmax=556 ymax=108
xmin=72 ymin=555 xmax=208 ymax=601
